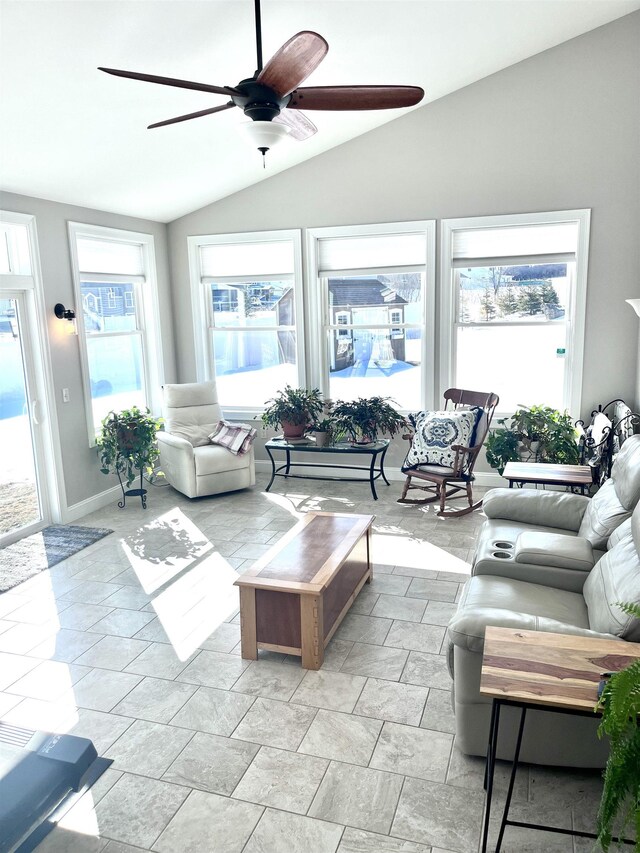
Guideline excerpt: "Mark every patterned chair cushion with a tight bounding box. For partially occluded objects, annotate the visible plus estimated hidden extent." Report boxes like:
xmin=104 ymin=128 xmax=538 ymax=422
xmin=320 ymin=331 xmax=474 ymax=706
xmin=403 ymin=408 xmax=480 ymax=471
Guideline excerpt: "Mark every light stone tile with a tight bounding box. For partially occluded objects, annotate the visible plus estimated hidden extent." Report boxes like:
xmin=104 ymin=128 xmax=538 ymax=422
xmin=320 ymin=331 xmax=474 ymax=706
xmin=174 ymin=649 xmax=249 ymax=689
xmin=338 ymin=827 xmax=432 ymax=852
xmin=74 ymin=636 xmax=150 ymax=670
xmin=400 ymin=651 xmax=451 ymax=690
xmin=71 ymin=668 xmax=143 ymax=712
xmin=124 ymin=642 xmax=192 ymax=679
xmin=95 ymin=773 xmax=188 ymax=849
xmin=0 ymin=691 xmax=22 ymax=716
xmin=153 ymin=789 xmax=263 ymax=853
xmin=320 ymin=638 xmax=354 ymax=671
xmin=421 ymin=601 xmax=457 ymax=627
xmin=391 ymin=565 xmax=440 ymax=580
xmin=391 ymin=777 xmax=484 ymax=851
xmin=232 ymin=746 xmax=328 ymax=814
xmin=112 ymin=676 xmax=198 ymax=724
xmin=291 ymin=669 xmax=367 ymax=713
xmin=7 ymin=598 xmax=71 ymax=625
xmin=231 ymin=660 xmax=305 ymax=700
xmin=0 ymin=651 xmax=40 ymax=690
xmin=298 ymin=709 xmax=382 ymax=766
xmin=1 ymin=696 xmax=76 ymax=731
xmin=528 ymin=765 xmax=603 ymax=811
xmin=101 ymin=588 xmax=151 ymax=610
xmin=199 ymin=622 xmax=241 ymax=652
xmin=384 ymin=621 xmax=445 ymax=654
xmin=445 ymin=747 xmax=529 ymax=802
xmin=69 ymin=564 xmax=125 ymax=583
xmin=103 ymin=843 xmax=149 ymax=853
xmin=370 ymin=721 xmax=453 ymax=782
xmin=57 ymin=603 xmax=114 ymax=631
xmin=244 ymin=808 xmax=344 ymax=853
xmin=340 ymin=643 xmax=408 ymax=680
xmin=367 ymin=575 xmax=411 ymax=596
xmin=163 ymin=731 xmax=259 ymax=794
xmin=0 ymin=621 xmax=58 ymax=655
xmin=231 ymin=697 xmax=317 ymax=750
xmin=133 ymin=618 xmax=170 ymax=643
xmin=169 ymin=685 xmax=255 ymax=735
xmin=333 ymin=613 xmax=393 ymax=645
xmin=485 ymin=802 xmax=575 ymax=852
xmin=234 ymin=542 xmax=271 ymax=559
xmin=419 ymin=687 xmax=455 ymax=735
xmin=354 ymin=678 xmax=428 ymax=726
xmin=406 ymin=577 xmax=459 ymax=603
xmin=370 ymin=594 xmax=426 ymax=623
xmin=88 ymin=608 xmax=155 ymax=638
xmin=350 ymin=588 xmax=379 ymax=616
xmin=105 ymin=719 xmax=194 ymax=778
xmin=6 ymin=659 xmax=89 ymax=701
xmin=31 ymin=827 xmax=107 ymax=852
xmin=309 ymin=761 xmax=403 ymax=835
xmin=61 ymin=581 xmax=123 ymax=605
xmin=67 ymin=708 xmax=134 ymax=754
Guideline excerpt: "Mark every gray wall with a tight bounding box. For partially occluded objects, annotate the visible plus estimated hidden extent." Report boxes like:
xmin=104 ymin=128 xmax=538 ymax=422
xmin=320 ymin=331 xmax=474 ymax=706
xmin=168 ymin=12 xmax=640 ymax=419
xmin=0 ymin=191 xmax=176 ymax=509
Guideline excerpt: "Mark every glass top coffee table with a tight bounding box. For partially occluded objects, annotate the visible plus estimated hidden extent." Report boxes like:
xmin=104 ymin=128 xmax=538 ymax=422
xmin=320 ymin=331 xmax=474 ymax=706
xmin=264 ymin=437 xmax=390 ymax=500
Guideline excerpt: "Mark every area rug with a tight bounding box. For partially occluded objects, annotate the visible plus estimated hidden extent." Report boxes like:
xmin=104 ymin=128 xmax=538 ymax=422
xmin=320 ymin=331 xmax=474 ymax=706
xmin=0 ymin=525 xmax=113 ymax=593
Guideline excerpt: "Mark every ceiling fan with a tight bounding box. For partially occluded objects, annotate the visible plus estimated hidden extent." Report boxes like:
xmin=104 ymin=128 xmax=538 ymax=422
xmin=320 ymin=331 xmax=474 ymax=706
xmin=99 ymin=0 xmax=424 ymax=163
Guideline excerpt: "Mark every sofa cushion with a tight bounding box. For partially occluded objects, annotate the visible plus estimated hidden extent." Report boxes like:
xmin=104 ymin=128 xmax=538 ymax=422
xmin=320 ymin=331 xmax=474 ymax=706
xmin=163 ymin=381 xmax=222 ymax=447
xmin=583 ymin=507 xmax=640 ymax=640
xmin=482 ymin=488 xmax=589 ymax=532
xmin=403 ymin=408 xmax=478 ymax=470
xmin=515 ymin=532 xmax=594 ymax=573
xmin=194 ymin=444 xmax=253 ymax=476
xmin=610 ymin=434 xmax=640 ymax=510
xmin=577 ymin=479 xmax=631 ymax=548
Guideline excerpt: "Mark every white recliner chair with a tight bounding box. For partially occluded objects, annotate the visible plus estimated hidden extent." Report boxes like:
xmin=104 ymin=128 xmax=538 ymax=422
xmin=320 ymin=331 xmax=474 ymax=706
xmin=157 ymin=381 xmax=255 ymax=499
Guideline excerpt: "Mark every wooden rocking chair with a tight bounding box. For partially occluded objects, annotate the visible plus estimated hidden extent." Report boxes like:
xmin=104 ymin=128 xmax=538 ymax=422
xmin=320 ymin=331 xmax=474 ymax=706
xmin=398 ymin=388 xmax=499 ymax=517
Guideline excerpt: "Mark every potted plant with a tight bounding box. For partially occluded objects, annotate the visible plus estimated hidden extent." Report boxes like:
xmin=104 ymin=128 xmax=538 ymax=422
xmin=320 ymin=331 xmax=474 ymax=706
xmin=595 ymin=602 xmax=640 ymax=851
xmin=261 ymin=386 xmax=324 ymax=439
xmin=312 ymin=417 xmax=334 ymax=448
xmin=486 ymin=404 xmax=580 ymax=474
xmin=331 ymin=396 xmax=407 ymax=445
xmin=97 ymin=406 xmax=163 ymax=506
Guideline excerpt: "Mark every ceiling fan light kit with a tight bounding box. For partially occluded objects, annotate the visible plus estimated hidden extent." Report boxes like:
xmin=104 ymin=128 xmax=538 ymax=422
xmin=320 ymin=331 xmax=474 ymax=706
xmin=99 ymin=0 xmax=424 ymax=164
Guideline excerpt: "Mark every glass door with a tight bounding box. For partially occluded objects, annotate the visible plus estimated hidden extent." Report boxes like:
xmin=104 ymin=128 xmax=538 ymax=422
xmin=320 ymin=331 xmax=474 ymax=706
xmin=0 ymin=292 xmax=48 ymax=544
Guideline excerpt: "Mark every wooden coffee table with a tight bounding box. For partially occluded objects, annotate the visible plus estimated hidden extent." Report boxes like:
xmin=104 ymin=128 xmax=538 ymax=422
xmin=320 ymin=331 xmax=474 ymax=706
xmin=502 ymin=461 xmax=593 ymax=494
xmin=234 ymin=512 xmax=374 ymax=670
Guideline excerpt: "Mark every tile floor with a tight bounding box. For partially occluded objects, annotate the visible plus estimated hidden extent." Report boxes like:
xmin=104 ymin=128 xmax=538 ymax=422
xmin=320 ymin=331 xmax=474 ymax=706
xmin=0 ymin=475 xmax=603 ymax=853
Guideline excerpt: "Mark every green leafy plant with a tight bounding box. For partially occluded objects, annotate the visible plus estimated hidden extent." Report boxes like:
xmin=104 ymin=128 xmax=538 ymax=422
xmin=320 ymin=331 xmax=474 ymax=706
xmin=97 ymin=406 xmax=163 ymax=487
xmin=596 ymin=601 xmax=640 ymax=852
xmin=485 ymin=404 xmax=580 ymax=473
xmin=261 ymin=386 xmax=324 ymax=436
xmin=331 ymin=396 xmax=407 ymax=444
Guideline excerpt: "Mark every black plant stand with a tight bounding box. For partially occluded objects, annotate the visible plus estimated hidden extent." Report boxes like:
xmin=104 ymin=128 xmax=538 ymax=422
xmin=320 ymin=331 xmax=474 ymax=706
xmin=116 ymin=468 xmax=147 ymax=509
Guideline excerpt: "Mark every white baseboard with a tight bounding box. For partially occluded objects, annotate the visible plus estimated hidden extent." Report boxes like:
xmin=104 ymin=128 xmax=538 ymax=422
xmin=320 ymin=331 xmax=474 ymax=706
xmin=61 ymin=485 xmax=122 ymax=523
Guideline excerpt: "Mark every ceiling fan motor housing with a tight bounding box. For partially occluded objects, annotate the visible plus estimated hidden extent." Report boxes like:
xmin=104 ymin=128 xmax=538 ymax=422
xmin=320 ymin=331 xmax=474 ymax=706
xmin=233 ymin=78 xmax=289 ymax=122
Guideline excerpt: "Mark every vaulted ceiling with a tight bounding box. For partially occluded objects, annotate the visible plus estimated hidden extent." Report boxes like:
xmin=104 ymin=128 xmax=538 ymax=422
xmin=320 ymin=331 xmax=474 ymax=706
xmin=2 ymin=0 xmax=639 ymax=222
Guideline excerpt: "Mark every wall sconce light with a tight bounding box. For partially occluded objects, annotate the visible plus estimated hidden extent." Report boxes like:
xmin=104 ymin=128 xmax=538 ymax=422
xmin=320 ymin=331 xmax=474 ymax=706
xmin=626 ymin=298 xmax=640 ymax=318
xmin=54 ymin=303 xmax=77 ymax=335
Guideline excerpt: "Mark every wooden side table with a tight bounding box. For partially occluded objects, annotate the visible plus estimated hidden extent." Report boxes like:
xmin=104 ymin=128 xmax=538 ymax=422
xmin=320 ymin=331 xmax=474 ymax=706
xmin=502 ymin=461 xmax=593 ymax=494
xmin=479 ymin=627 xmax=640 ymax=853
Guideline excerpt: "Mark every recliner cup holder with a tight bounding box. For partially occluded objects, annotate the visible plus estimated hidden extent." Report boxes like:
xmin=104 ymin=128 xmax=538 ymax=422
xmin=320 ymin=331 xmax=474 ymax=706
xmin=492 ymin=551 xmax=513 ymax=559
xmin=492 ymin=541 xmax=513 ymax=550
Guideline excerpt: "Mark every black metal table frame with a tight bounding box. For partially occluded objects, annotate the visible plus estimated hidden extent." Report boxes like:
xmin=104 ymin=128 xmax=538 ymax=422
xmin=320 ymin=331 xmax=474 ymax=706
xmin=265 ymin=439 xmax=390 ymax=500
xmin=481 ymin=697 xmax=635 ymax=852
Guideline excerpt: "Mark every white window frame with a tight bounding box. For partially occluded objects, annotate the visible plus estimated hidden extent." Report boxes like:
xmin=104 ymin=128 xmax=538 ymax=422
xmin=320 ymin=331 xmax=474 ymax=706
xmin=188 ymin=229 xmax=305 ymax=419
xmin=68 ymin=222 xmax=164 ymax=445
xmin=306 ymin=220 xmax=436 ymax=412
xmin=440 ymin=210 xmax=590 ymax=416
xmin=335 ymin=311 xmax=351 ymax=339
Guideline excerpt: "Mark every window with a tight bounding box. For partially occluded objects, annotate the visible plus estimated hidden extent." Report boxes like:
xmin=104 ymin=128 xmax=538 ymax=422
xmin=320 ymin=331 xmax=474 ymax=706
xmin=441 ymin=211 xmax=590 ymax=414
xmin=189 ymin=230 xmax=304 ymax=413
xmin=307 ymin=222 xmax=435 ymax=411
xmin=68 ymin=223 xmax=163 ymax=441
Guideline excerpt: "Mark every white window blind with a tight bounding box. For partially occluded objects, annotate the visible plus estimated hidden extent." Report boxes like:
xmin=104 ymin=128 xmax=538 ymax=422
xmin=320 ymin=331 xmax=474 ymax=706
xmin=452 ymin=221 xmax=579 ymax=267
xmin=76 ymin=237 xmax=145 ymax=276
xmin=318 ymin=233 xmax=427 ymax=274
xmin=200 ymin=240 xmax=294 ymax=278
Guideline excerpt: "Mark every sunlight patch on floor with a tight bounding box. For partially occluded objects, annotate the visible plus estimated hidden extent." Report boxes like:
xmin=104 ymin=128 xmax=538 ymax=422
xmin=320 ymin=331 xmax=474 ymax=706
xmin=372 ymin=532 xmax=470 ymax=573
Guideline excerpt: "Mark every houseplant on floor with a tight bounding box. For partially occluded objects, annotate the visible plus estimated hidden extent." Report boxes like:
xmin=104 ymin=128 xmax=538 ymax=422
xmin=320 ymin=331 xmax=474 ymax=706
xmin=331 ymin=396 xmax=407 ymax=445
xmin=261 ymin=386 xmax=324 ymax=440
xmin=97 ymin=406 xmax=163 ymax=508
xmin=486 ymin=404 xmax=580 ymax=475
xmin=595 ymin=601 xmax=640 ymax=852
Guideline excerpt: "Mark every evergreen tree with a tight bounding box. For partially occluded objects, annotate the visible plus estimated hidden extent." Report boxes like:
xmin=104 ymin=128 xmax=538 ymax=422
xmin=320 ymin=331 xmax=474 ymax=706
xmin=480 ymin=283 xmax=497 ymax=321
xmin=518 ymin=286 xmax=544 ymax=315
xmin=541 ymin=281 xmax=561 ymax=308
xmin=497 ymin=285 xmax=519 ymax=317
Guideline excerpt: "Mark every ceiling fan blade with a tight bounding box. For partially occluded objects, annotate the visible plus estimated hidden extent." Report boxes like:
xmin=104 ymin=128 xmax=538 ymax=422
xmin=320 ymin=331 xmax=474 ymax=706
xmin=148 ymin=102 xmax=235 ymax=129
xmin=289 ymin=85 xmax=425 ymax=111
xmin=274 ymin=109 xmax=317 ymax=141
xmin=99 ymin=67 xmax=238 ymax=97
xmin=257 ymin=31 xmax=328 ymax=98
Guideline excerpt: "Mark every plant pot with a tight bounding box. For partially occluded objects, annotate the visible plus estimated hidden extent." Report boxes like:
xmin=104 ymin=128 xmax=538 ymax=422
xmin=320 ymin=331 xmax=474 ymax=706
xmin=315 ymin=431 xmax=330 ymax=447
xmin=281 ymin=420 xmax=306 ymax=440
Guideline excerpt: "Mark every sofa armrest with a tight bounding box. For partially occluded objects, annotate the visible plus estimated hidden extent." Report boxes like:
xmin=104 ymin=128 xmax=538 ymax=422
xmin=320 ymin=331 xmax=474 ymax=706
xmin=447 ymin=609 xmax=617 ymax=655
xmin=482 ymin=488 xmax=590 ymax=532
xmin=157 ymin=431 xmax=194 ymax=457
xmin=515 ymin=532 xmax=594 ymax=573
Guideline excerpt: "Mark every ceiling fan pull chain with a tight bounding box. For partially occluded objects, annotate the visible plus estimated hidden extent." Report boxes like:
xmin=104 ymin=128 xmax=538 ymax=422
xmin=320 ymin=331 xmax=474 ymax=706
xmin=254 ymin=0 xmax=263 ymax=74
